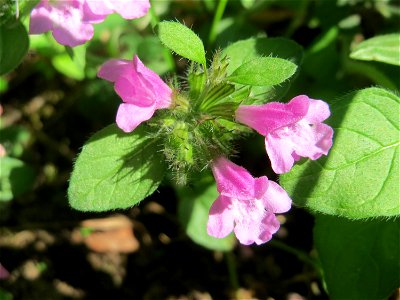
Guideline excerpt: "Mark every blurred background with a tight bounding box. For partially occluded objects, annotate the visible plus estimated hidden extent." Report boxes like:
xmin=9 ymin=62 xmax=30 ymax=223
xmin=0 ymin=0 xmax=399 ymax=299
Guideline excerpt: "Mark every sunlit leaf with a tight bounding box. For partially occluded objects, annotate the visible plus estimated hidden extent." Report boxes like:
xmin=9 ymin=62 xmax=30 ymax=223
xmin=68 ymin=124 xmax=165 ymax=211
xmin=350 ymin=34 xmax=400 ymax=66
xmin=280 ymin=87 xmax=399 ymax=219
xmin=227 ymin=57 xmax=297 ymax=86
xmin=157 ymin=21 xmax=206 ymax=64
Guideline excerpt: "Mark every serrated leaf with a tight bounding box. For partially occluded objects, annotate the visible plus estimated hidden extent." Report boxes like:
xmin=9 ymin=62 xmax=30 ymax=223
xmin=0 ymin=20 xmax=29 ymax=75
xmin=350 ymin=33 xmax=400 ymax=66
xmin=314 ymin=214 xmax=400 ymax=300
xmin=157 ymin=21 xmax=206 ymax=64
xmin=227 ymin=57 xmax=297 ymax=86
xmin=280 ymin=87 xmax=400 ymax=219
xmin=177 ymin=177 xmax=236 ymax=251
xmin=68 ymin=124 xmax=165 ymax=211
xmin=0 ymin=157 xmax=35 ymax=202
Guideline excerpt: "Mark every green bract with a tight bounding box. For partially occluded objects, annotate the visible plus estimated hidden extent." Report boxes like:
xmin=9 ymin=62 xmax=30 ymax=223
xmin=280 ymin=87 xmax=400 ymax=219
xmin=157 ymin=21 xmax=206 ymax=64
xmin=68 ymin=124 xmax=165 ymax=211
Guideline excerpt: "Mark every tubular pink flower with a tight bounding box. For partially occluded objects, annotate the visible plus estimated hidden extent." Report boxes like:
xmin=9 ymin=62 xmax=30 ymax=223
xmin=207 ymin=157 xmax=292 ymax=245
xmin=29 ymin=0 xmax=150 ymax=47
xmin=98 ymin=55 xmax=172 ymax=132
xmin=235 ymin=95 xmax=333 ymax=174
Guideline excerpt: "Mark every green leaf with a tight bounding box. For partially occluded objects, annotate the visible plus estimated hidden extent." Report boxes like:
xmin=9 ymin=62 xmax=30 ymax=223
xmin=177 ymin=177 xmax=236 ymax=251
xmin=227 ymin=57 xmax=297 ymax=86
xmin=222 ymin=37 xmax=303 ymax=102
xmin=280 ymin=87 xmax=400 ymax=219
xmin=350 ymin=33 xmax=400 ymax=66
xmin=223 ymin=37 xmax=303 ymax=74
xmin=314 ymin=214 xmax=400 ymax=300
xmin=0 ymin=157 xmax=35 ymax=202
xmin=68 ymin=124 xmax=165 ymax=211
xmin=157 ymin=21 xmax=206 ymax=64
xmin=52 ymin=45 xmax=86 ymax=80
xmin=0 ymin=20 xmax=29 ymax=75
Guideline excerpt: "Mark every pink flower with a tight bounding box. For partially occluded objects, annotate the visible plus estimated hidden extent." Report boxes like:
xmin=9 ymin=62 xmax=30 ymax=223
xmin=98 ymin=55 xmax=172 ymax=132
xmin=0 ymin=263 xmax=9 ymax=280
xmin=207 ymin=157 xmax=292 ymax=245
xmin=236 ymin=95 xmax=333 ymax=174
xmin=29 ymin=0 xmax=150 ymax=47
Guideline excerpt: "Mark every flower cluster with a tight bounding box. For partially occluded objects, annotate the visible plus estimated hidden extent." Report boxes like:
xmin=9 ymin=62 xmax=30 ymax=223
xmin=29 ymin=0 xmax=150 ymax=46
xmin=97 ymin=55 xmax=334 ymax=245
xmin=29 ymin=1 xmax=333 ymax=246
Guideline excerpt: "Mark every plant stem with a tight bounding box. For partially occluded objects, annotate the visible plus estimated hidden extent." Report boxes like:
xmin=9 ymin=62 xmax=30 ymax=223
xmin=225 ymin=251 xmax=239 ymax=290
xmin=269 ymin=240 xmax=322 ymax=275
xmin=208 ymin=0 xmax=229 ymax=47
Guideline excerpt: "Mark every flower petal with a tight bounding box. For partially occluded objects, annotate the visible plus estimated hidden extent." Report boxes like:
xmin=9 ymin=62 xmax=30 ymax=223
xmin=256 ymin=213 xmax=281 ymax=245
xmin=312 ymin=123 xmax=334 ymax=158
xmin=85 ymin=0 xmax=150 ymax=20
xmin=97 ymin=59 xmax=132 ymax=82
xmin=114 ymin=75 xmax=156 ymax=106
xmin=107 ymin=0 xmax=150 ymax=19
xmin=234 ymin=206 xmax=280 ymax=245
xmin=30 ymin=0 xmax=94 ymax=47
xmin=116 ymin=102 xmax=156 ymax=132
xmin=133 ymin=56 xmax=172 ymax=109
xmin=265 ymin=134 xmax=296 ymax=174
xmin=235 ymin=95 xmax=309 ymax=135
xmin=29 ymin=2 xmax=54 ymax=34
xmin=207 ymin=195 xmax=235 ymax=238
xmin=304 ymin=99 xmax=331 ymax=124
xmin=52 ymin=22 xmax=94 ymax=47
xmin=262 ymin=181 xmax=292 ymax=213
xmin=284 ymin=121 xmax=333 ymax=160
xmin=253 ymin=176 xmax=269 ymax=199
xmin=81 ymin=2 xmax=107 ymax=23
xmin=211 ymin=157 xmax=255 ymax=198
xmin=84 ymin=0 xmax=113 ymax=16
